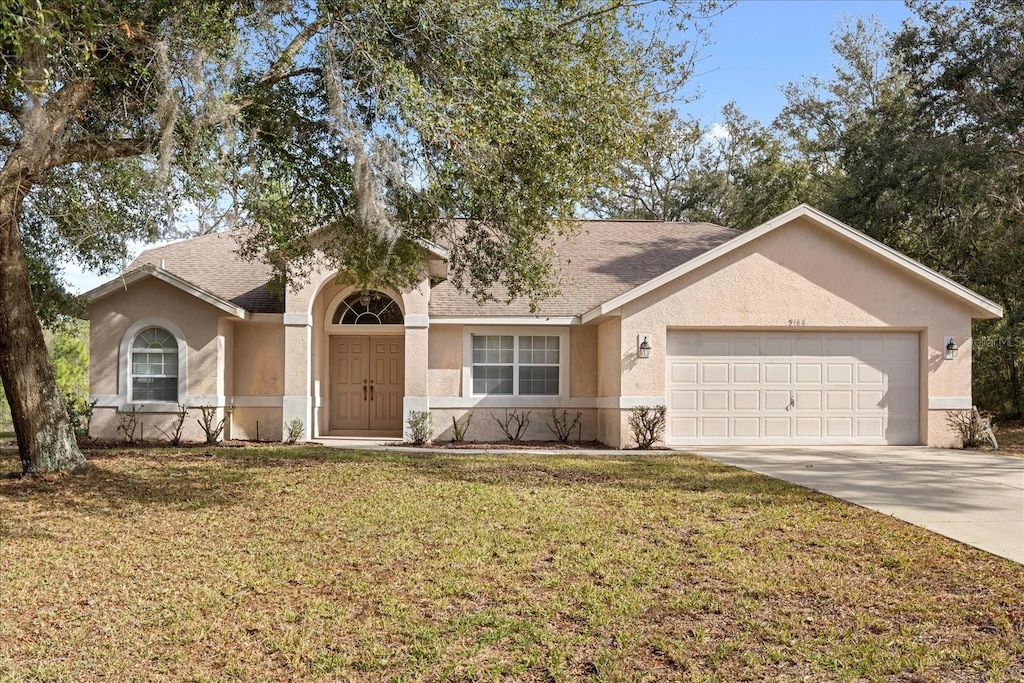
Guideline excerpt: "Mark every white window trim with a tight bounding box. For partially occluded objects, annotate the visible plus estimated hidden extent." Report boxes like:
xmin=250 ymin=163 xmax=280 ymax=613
xmin=118 ymin=318 xmax=188 ymax=409
xmin=462 ymin=326 xmax=570 ymax=399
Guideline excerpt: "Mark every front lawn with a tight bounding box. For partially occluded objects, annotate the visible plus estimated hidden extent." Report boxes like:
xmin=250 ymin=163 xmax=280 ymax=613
xmin=1 ymin=447 xmax=1021 ymax=681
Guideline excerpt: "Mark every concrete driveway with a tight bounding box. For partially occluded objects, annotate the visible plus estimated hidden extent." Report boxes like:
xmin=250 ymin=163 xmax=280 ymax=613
xmin=681 ymin=446 xmax=1024 ymax=564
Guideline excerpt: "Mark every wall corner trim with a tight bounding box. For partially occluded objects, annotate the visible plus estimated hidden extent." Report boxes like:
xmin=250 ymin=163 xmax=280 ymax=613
xmin=283 ymin=313 xmax=314 ymax=327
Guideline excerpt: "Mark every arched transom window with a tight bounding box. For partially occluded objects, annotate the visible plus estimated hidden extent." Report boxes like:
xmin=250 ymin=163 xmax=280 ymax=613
xmin=331 ymin=291 xmax=404 ymax=325
xmin=131 ymin=327 xmax=179 ymax=401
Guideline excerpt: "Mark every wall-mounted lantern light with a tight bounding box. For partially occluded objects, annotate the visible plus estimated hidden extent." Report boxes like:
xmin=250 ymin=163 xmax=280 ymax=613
xmin=637 ymin=333 xmax=652 ymax=359
xmin=359 ymin=290 xmax=372 ymax=308
xmin=944 ymin=336 xmax=959 ymax=360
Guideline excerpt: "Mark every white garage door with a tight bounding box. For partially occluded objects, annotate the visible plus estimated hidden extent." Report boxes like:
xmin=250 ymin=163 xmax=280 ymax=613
xmin=666 ymin=331 xmax=920 ymax=445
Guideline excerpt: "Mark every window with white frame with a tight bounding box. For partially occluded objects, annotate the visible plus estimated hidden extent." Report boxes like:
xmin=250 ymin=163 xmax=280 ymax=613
xmin=130 ymin=327 xmax=179 ymax=402
xmin=471 ymin=334 xmax=560 ymax=396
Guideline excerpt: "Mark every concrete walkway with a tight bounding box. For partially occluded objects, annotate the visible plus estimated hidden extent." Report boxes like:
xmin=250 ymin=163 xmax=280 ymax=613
xmin=683 ymin=446 xmax=1024 ymax=564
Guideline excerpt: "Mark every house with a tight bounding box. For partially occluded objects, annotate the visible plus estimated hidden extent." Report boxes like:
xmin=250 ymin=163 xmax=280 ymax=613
xmin=86 ymin=205 xmax=1003 ymax=447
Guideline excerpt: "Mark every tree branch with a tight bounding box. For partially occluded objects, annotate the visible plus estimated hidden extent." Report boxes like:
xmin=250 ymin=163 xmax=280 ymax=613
xmin=48 ymin=137 xmax=153 ymax=169
xmin=257 ymin=16 xmax=328 ymax=88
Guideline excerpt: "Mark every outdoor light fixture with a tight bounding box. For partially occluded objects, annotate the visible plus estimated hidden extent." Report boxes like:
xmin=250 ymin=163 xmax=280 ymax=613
xmin=359 ymin=291 xmax=372 ymax=308
xmin=637 ymin=333 xmax=652 ymax=359
xmin=945 ymin=336 xmax=959 ymax=360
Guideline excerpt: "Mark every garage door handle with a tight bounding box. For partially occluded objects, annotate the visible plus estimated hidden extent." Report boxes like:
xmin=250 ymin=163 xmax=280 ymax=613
xmin=786 ymin=394 xmax=795 ymax=411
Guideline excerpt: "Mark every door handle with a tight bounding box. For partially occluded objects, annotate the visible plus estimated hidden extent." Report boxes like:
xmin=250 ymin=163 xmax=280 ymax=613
xmin=363 ymin=379 xmax=368 ymax=401
xmin=369 ymin=383 xmax=375 ymax=401
xmin=786 ymin=393 xmax=795 ymax=411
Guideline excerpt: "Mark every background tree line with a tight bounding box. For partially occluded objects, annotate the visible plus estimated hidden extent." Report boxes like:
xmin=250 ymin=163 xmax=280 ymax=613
xmin=589 ymin=0 xmax=1024 ymax=417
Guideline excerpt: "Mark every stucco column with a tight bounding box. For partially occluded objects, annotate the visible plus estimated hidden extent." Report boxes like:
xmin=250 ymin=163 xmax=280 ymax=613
xmin=282 ymin=313 xmax=313 ymax=441
xmin=401 ymin=279 xmax=431 ymax=440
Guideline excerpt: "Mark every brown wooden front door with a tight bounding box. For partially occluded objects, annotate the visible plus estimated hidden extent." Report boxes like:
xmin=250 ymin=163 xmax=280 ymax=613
xmin=330 ymin=336 xmax=404 ymax=433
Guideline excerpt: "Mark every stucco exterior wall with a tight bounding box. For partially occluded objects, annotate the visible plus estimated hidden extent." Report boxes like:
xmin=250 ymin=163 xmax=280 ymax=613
xmin=609 ymin=216 xmax=981 ymax=448
xmin=429 ymin=408 xmax=597 ymax=443
xmin=570 ymin=326 xmax=598 ymax=398
xmin=88 ymin=277 xmax=230 ymax=441
xmin=428 ymin=325 xmax=463 ymax=397
xmin=596 ymin=318 xmax=622 ymax=446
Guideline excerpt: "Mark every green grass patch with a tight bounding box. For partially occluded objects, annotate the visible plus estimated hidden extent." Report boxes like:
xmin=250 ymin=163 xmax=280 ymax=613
xmin=1 ymin=447 xmax=1021 ymax=681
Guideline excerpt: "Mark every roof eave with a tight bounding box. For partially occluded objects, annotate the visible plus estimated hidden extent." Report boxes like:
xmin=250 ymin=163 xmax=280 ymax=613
xmin=583 ymin=204 xmax=1003 ymax=322
xmin=86 ymin=265 xmax=249 ymax=320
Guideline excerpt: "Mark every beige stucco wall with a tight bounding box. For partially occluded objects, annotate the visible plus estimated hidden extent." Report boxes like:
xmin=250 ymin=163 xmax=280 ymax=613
xmin=596 ymin=318 xmax=622 ymax=446
xmin=428 ymin=325 xmax=463 ymax=397
xmin=429 ymin=408 xmax=597 ymax=443
xmin=606 ymin=216 xmax=983 ymax=448
xmin=233 ymin=323 xmax=286 ymax=396
xmin=570 ymin=326 xmax=598 ymax=398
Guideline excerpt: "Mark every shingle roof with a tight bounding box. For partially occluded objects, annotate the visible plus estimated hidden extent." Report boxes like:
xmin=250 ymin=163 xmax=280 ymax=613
xmin=128 ymin=231 xmax=284 ymax=314
xmin=123 ymin=220 xmax=738 ymax=317
xmin=428 ymin=220 xmax=739 ymax=317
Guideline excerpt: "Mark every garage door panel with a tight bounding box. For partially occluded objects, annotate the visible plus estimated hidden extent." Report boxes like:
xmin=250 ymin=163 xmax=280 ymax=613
xmin=669 ymin=389 xmax=697 ymax=411
xmin=856 ymin=417 xmax=884 ymax=438
xmin=733 ymin=363 xmax=760 ymax=383
xmin=826 ymin=363 xmax=854 ymax=383
xmin=795 ymin=417 xmax=822 ymax=437
xmin=795 ymin=390 xmax=821 ymax=410
xmin=669 ymin=362 xmax=698 ymax=383
xmin=733 ymin=390 xmax=760 ymax=410
xmin=733 ymin=417 xmax=760 ymax=437
xmin=701 ymin=417 xmax=729 ymax=437
xmin=702 ymin=363 xmax=729 ymax=383
xmin=666 ymin=331 xmax=920 ymax=445
xmin=795 ymin=363 xmax=822 ymax=384
xmin=764 ymin=417 xmax=792 ymax=437
xmin=826 ymin=417 xmax=854 ymax=437
xmin=764 ymin=364 xmax=791 ymax=383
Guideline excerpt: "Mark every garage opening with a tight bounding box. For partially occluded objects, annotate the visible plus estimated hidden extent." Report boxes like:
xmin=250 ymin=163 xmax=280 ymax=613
xmin=665 ymin=331 xmax=920 ymax=445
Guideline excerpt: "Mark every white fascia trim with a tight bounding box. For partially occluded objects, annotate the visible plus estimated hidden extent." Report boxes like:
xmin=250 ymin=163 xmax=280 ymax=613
xmin=87 ymin=265 xmax=248 ymax=319
xmin=581 ymin=204 xmax=1003 ymax=323
xmin=283 ymin=313 xmax=314 ymax=327
xmin=928 ymin=397 xmax=973 ymax=410
xmin=434 ymin=316 xmax=579 ymax=326
xmin=405 ymin=314 xmax=430 ymax=329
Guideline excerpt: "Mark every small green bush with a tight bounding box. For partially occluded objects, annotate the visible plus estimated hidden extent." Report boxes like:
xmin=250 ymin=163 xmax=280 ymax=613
xmin=406 ymin=410 xmax=432 ymax=445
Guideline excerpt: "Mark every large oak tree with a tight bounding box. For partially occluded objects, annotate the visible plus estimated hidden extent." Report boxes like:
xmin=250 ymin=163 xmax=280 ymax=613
xmin=1 ymin=0 xmax=713 ymax=474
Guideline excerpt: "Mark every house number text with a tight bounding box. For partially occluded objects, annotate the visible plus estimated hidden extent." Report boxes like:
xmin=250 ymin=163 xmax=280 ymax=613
xmin=788 ymin=319 xmax=807 ymax=326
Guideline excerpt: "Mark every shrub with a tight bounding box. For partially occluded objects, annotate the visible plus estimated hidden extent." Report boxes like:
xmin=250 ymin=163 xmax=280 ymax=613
xmin=492 ymin=409 xmax=531 ymax=441
xmin=451 ymin=412 xmax=473 ymax=442
xmin=547 ymin=409 xmax=582 ymax=443
xmin=406 ymin=410 xmax=432 ymax=445
xmin=628 ymin=405 xmax=666 ymax=449
xmin=117 ymin=406 xmax=140 ymax=444
xmin=65 ymin=392 xmax=97 ymax=440
xmin=197 ymin=405 xmax=234 ymax=444
xmin=285 ymin=417 xmax=304 ymax=444
xmin=946 ymin=408 xmax=996 ymax=449
xmin=155 ymin=404 xmax=189 ymax=446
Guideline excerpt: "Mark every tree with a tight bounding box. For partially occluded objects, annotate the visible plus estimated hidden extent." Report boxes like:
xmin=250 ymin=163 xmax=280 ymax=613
xmin=1 ymin=0 xmax=715 ymax=473
xmin=587 ymin=104 xmax=815 ymax=230
xmin=776 ymin=1 xmax=1024 ymax=415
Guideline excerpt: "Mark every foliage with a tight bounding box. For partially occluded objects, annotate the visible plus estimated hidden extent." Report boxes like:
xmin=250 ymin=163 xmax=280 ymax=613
xmin=946 ymin=409 xmax=996 ymax=450
xmin=64 ymin=393 xmax=97 ymax=441
xmin=771 ymin=3 xmax=1024 ymax=416
xmin=116 ymin=407 xmax=140 ymax=444
xmin=492 ymin=409 xmax=531 ymax=442
xmin=155 ymin=404 xmax=189 ymax=446
xmin=547 ymin=409 xmax=582 ymax=443
xmin=0 ymin=0 xmax=723 ymax=474
xmin=450 ymin=412 xmax=473 ymax=443
xmin=196 ymin=405 xmax=234 ymax=445
xmin=405 ymin=411 xmax=432 ymax=446
xmin=285 ymin=417 xmax=304 ymax=445
xmin=588 ymin=105 xmax=817 ymax=230
xmin=46 ymin=321 xmax=89 ymax=400
xmin=628 ymin=405 xmax=666 ymax=449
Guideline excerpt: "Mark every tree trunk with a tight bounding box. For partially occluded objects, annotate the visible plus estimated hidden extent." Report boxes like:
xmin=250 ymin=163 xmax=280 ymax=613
xmin=0 ymin=183 xmax=87 ymax=475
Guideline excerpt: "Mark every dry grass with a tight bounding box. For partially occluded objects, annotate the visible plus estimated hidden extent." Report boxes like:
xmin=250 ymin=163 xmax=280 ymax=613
xmin=1 ymin=445 xmax=1022 ymax=682
xmin=991 ymin=419 xmax=1024 ymax=458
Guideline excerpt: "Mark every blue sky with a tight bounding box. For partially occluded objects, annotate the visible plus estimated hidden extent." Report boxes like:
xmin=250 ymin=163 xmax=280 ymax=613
xmin=681 ymin=0 xmax=912 ymax=124
xmin=65 ymin=0 xmax=914 ymax=294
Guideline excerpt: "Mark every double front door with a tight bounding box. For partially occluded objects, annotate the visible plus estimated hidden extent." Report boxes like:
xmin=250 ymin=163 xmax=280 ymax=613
xmin=329 ymin=336 xmax=404 ymax=433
